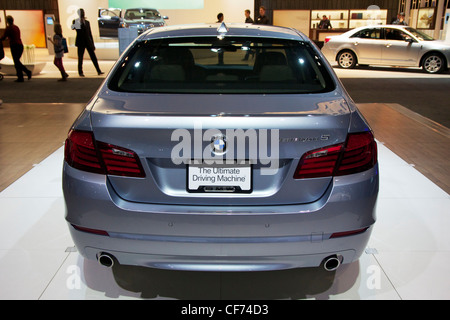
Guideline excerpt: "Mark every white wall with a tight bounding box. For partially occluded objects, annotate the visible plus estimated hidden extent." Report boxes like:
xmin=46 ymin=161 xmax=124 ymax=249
xmin=158 ymin=0 xmax=255 ymax=25
xmin=58 ymin=0 xmax=109 ymax=44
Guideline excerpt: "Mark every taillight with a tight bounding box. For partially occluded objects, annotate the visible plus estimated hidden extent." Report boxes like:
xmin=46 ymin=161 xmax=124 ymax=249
xmin=64 ymin=130 xmax=103 ymax=174
xmin=98 ymin=142 xmax=145 ymax=177
xmin=64 ymin=130 xmax=145 ymax=177
xmin=335 ymin=132 xmax=377 ymax=176
xmin=294 ymin=132 xmax=377 ymax=179
xmin=324 ymin=37 xmax=331 ymax=43
xmin=294 ymin=144 xmax=343 ymax=179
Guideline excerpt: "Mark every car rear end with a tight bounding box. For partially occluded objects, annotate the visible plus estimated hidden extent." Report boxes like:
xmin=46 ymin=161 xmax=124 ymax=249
xmin=321 ymin=30 xmax=354 ymax=66
xmin=63 ymin=24 xmax=378 ymax=271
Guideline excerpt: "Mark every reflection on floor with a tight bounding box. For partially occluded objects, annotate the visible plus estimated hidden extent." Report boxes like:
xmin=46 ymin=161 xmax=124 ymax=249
xmin=0 ymin=103 xmax=448 ymax=300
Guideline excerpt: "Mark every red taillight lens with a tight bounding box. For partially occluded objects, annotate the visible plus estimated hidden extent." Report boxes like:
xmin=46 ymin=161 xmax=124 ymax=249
xmin=65 ymin=130 xmax=145 ymax=177
xmin=65 ymin=130 xmax=104 ymax=174
xmin=294 ymin=132 xmax=377 ymax=179
xmin=294 ymin=144 xmax=343 ymax=179
xmin=324 ymin=37 xmax=331 ymax=43
xmin=335 ymin=132 xmax=377 ymax=176
xmin=98 ymin=142 xmax=145 ymax=177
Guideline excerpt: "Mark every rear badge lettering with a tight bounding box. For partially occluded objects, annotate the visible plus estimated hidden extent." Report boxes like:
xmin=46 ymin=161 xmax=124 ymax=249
xmin=279 ymin=134 xmax=330 ymax=143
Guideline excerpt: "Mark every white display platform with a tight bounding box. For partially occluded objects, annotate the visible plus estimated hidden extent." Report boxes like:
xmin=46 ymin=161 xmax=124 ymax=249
xmin=0 ymin=56 xmax=47 ymax=76
xmin=0 ymin=142 xmax=449 ymax=299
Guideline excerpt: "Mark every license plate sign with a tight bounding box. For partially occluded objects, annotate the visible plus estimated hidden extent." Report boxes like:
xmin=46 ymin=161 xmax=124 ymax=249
xmin=188 ymin=163 xmax=251 ymax=192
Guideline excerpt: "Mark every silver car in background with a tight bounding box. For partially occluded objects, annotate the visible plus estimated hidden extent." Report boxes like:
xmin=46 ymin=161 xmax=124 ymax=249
xmin=321 ymin=25 xmax=450 ymax=73
xmin=63 ymin=23 xmax=378 ymax=272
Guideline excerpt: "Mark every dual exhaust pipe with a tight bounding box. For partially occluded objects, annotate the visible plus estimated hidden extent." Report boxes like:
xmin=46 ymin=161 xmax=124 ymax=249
xmin=97 ymin=252 xmax=341 ymax=271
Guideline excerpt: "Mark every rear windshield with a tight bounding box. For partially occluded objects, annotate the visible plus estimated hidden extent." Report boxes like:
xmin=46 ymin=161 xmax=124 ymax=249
xmin=108 ymin=37 xmax=335 ymax=94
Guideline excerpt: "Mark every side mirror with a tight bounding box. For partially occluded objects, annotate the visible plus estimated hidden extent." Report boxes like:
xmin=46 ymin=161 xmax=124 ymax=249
xmin=405 ymin=37 xmax=414 ymax=43
xmin=163 ymin=16 xmax=169 ymax=20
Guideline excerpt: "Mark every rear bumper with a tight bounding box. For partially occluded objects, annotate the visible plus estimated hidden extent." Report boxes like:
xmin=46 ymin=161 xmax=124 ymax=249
xmin=64 ymin=163 xmax=378 ymax=271
xmin=70 ymin=225 xmax=372 ymax=271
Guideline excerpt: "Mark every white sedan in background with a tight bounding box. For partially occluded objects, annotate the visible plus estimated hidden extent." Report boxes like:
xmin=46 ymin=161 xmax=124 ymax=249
xmin=321 ymin=25 xmax=450 ymax=74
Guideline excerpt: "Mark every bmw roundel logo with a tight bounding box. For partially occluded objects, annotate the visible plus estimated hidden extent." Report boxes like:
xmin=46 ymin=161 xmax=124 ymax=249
xmin=211 ymin=134 xmax=227 ymax=154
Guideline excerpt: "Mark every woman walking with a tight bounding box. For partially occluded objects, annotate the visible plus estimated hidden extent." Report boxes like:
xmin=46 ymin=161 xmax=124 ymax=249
xmin=48 ymin=22 xmax=69 ymax=81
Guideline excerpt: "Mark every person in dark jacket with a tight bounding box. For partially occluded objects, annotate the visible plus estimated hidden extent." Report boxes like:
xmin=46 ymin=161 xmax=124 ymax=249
xmin=318 ymin=15 xmax=332 ymax=29
xmin=71 ymin=8 xmax=103 ymax=77
xmin=244 ymin=9 xmax=253 ymax=23
xmin=0 ymin=15 xmax=32 ymax=82
xmin=255 ymin=6 xmax=270 ymax=25
xmin=392 ymin=12 xmax=407 ymax=25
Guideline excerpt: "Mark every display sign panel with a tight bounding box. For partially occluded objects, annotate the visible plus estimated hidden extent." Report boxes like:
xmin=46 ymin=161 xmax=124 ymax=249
xmin=5 ymin=10 xmax=46 ymax=48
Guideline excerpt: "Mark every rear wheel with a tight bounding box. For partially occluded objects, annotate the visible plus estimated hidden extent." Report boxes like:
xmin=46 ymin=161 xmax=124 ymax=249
xmin=422 ymin=53 xmax=445 ymax=74
xmin=337 ymin=51 xmax=357 ymax=69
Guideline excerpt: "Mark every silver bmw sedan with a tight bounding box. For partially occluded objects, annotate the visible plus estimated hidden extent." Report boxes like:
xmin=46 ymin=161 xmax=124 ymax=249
xmin=63 ymin=23 xmax=379 ymax=272
xmin=321 ymin=24 xmax=450 ymax=74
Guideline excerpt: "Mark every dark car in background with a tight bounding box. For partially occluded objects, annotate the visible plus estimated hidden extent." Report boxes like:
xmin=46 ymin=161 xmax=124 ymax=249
xmin=98 ymin=8 xmax=122 ymax=38
xmin=122 ymin=8 xmax=168 ymax=34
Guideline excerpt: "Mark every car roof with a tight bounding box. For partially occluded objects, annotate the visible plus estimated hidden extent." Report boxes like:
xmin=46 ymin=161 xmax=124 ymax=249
xmin=350 ymin=24 xmax=409 ymax=31
xmin=139 ymin=23 xmax=307 ymax=41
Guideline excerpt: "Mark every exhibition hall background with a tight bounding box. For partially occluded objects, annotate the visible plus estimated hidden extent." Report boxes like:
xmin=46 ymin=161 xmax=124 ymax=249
xmin=2 ymin=0 xmax=450 ymax=51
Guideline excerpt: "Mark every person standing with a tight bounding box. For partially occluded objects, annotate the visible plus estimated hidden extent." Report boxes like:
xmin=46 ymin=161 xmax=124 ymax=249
xmin=318 ymin=15 xmax=332 ymax=29
xmin=71 ymin=8 xmax=104 ymax=77
xmin=244 ymin=9 xmax=253 ymax=23
xmin=217 ymin=13 xmax=224 ymax=23
xmin=392 ymin=12 xmax=407 ymax=25
xmin=47 ymin=22 xmax=69 ymax=81
xmin=255 ymin=6 xmax=270 ymax=25
xmin=0 ymin=15 xmax=32 ymax=82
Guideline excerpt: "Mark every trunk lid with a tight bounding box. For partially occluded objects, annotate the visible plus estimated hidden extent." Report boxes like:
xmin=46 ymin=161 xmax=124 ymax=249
xmin=90 ymin=92 xmax=351 ymax=205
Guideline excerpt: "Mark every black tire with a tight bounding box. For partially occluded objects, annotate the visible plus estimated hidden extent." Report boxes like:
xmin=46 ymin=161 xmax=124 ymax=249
xmin=422 ymin=53 xmax=445 ymax=74
xmin=337 ymin=50 xmax=357 ymax=69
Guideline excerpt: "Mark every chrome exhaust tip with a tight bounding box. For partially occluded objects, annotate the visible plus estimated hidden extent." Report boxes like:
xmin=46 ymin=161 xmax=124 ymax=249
xmin=97 ymin=252 xmax=115 ymax=268
xmin=323 ymin=255 xmax=341 ymax=272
